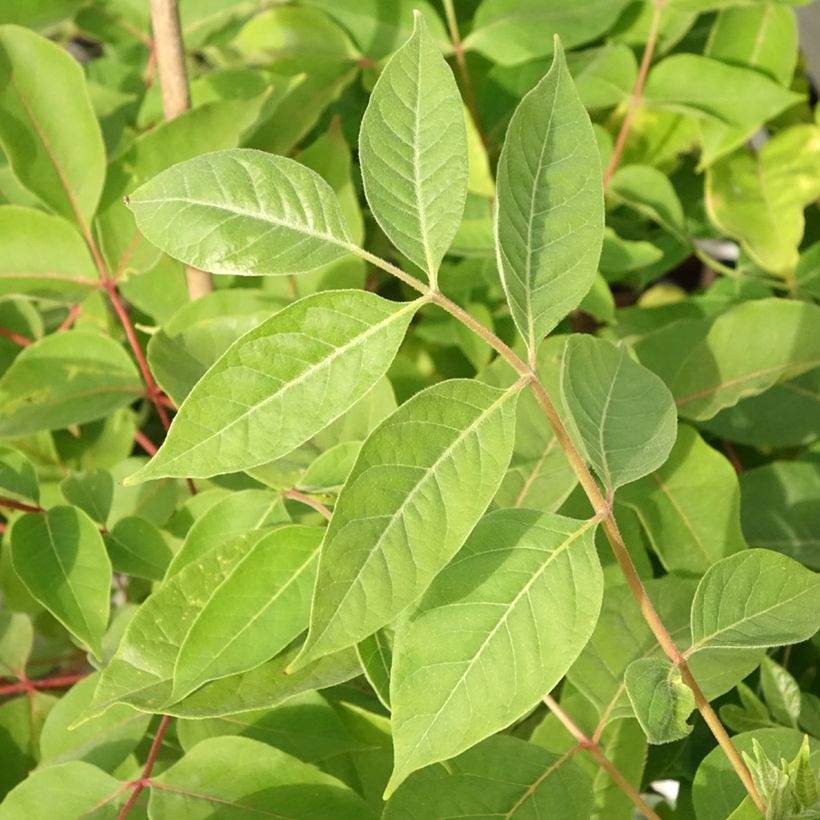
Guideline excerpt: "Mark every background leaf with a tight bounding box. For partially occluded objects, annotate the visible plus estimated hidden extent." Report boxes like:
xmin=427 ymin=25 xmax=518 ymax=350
xmin=561 ymin=335 xmax=677 ymax=490
xmin=10 ymin=506 xmax=111 ymax=658
xmin=0 ymin=26 xmax=105 ymax=225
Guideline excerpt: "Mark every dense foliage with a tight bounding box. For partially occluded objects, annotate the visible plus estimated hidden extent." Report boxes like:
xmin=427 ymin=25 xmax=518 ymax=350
xmin=0 ymin=0 xmax=819 ymax=817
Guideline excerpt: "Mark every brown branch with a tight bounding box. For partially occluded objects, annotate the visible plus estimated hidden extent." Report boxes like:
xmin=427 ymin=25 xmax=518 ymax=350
xmin=544 ymin=695 xmax=662 ymax=820
xmin=118 ymin=714 xmax=172 ymax=819
xmin=0 ymin=497 xmax=44 ymax=514
xmin=356 ymin=249 xmax=765 ymax=813
xmin=149 ymin=0 xmax=212 ymax=300
xmin=603 ymin=1 xmax=665 ymax=188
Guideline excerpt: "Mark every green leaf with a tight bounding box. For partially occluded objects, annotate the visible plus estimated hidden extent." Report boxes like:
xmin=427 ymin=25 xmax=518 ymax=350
xmin=60 ymin=469 xmax=113 ymax=526
xmin=127 ymin=291 xmax=421 ymax=481
xmin=0 ymin=761 xmax=123 ymax=820
xmin=171 ymin=525 xmax=322 ymax=701
xmin=0 ymin=26 xmax=105 ymax=225
xmin=356 ymin=629 xmax=393 ymax=709
xmin=625 ymin=657 xmax=695 ymax=744
xmin=740 ymin=461 xmax=820 ymax=570
xmin=644 ymin=54 xmax=802 ymax=126
xmin=561 ymin=335 xmax=677 ymax=490
xmin=104 ymin=516 xmax=173 ymax=582
xmin=0 ymin=611 xmax=33 ymax=677
xmin=0 ymin=692 xmax=56 ymax=799
xmin=465 ymin=0 xmax=633 ymax=66
xmin=10 ymin=506 xmax=111 ymax=658
xmin=148 ymin=736 xmax=376 ymax=819
xmin=302 ymin=0 xmax=449 ymax=60
xmin=636 ymin=298 xmax=820 ymax=420
xmin=607 ymin=165 xmax=687 ymax=238
xmin=689 ymin=549 xmax=820 ymax=652
xmin=693 ymin=728 xmax=819 ymax=820
xmin=760 ymin=657 xmax=801 ymax=729
xmin=618 ymin=425 xmax=747 ymax=574
xmin=495 ymin=41 xmax=604 ymax=355
xmin=360 ymin=12 xmax=467 ymax=284
xmin=0 ymin=206 xmax=99 ymax=302
xmin=0 ymin=332 xmax=142 ymax=437
xmin=706 ymin=125 xmax=820 ymax=274
xmin=147 ymin=289 xmax=286 ymax=406
xmin=384 ymin=735 xmax=593 ymax=818
xmin=90 ymin=526 xmax=322 ymax=715
xmin=0 ymin=445 xmax=38 ymax=506
xmin=569 ymin=44 xmax=637 ymax=109
xmin=126 ymin=148 xmax=356 ymax=277
xmin=293 ymin=378 xmax=521 ymax=668
xmin=387 ymin=508 xmax=602 ymax=794
xmin=166 ymin=642 xmax=361 ymax=719
xmin=176 ymin=691 xmax=369 ymax=765
xmin=167 ymin=488 xmax=288 ymax=577
xmin=39 ymin=673 xmax=150 ymax=771
xmin=703 ymin=368 xmax=820 ymax=449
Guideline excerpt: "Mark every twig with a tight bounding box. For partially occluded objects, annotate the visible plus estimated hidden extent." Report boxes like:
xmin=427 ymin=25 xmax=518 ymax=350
xmin=282 ymin=489 xmax=332 ymax=521
xmin=441 ymin=0 xmax=485 ymax=146
xmin=0 ymin=497 xmax=44 ymax=514
xmin=603 ymin=1 xmax=665 ymax=187
xmin=355 ymin=248 xmax=765 ymax=814
xmin=0 ymin=326 xmax=33 ymax=347
xmin=117 ymin=714 xmax=172 ymax=819
xmin=134 ymin=429 xmax=159 ymax=457
xmin=58 ymin=303 xmax=83 ymax=332
xmin=149 ymin=0 xmax=212 ymax=300
xmin=544 ymin=695 xmax=662 ymax=820
xmin=0 ymin=672 xmax=87 ymax=697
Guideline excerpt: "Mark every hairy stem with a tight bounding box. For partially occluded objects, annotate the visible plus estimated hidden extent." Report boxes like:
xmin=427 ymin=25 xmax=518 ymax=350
xmin=118 ymin=714 xmax=172 ymax=819
xmin=441 ymin=0 xmax=485 ymax=145
xmin=149 ymin=0 xmax=212 ymax=300
xmin=357 ymin=249 xmax=765 ymax=813
xmin=544 ymin=695 xmax=662 ymax=820
xmin=603 ymin=1 xmax=665 ymax=187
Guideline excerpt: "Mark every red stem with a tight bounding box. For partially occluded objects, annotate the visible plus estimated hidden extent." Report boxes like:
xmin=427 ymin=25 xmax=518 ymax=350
xmin=0 ymin=672 xmax=87 ymax=697
xmin=134 ymin=429 xmax=159 ymax=456
xmin=0 ymin=497 xmax=44 ymax=514
xmin=603 ymin=1 xmax=664 ymax=188
xmin=118 ymin=714 xmax=172 ymax=819
xmin=58 ymin=303 xmax=83 ymax=332
xmin=0 ymin=326 xmax=33 ymax=347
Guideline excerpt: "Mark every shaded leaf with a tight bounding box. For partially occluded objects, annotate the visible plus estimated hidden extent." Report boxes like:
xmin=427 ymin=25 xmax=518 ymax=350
xmin=561 ymin=335 xmax=677 ymax=490
xmin=0 ymin=332 xmax=142 ymax=436
xmin=104 ymin=516 xmax=173 ymax=582
xmin=60 ymin=469 xmax=113 ymax=526
xmin=0 ymin=445 xmax=38 ymax=506
xmin=11 ymin=506 xmax=111 ymax=657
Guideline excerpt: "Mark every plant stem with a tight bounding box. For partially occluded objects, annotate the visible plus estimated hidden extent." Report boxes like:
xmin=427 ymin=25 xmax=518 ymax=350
xmin=0 ymin=497 xmax=44 ymax=514
xmin=149 ymin=0 xmax=212 ymax=300
xmin=134 ymin=429 xmax=159 ymax=457
xmin=603 ymin=1 xmax=665 ymax=188
xmin=0 ymin=326 xmax=33 ymax=347
xmin=0 ymin=673 xmax=87 ymax=697
xmin=544 ymin=695 xmax=662 ymax=820
xmin=357 ymin=248 xmax=765 ymax=813
xmin=118 ymin=714 xmax=172 ymax=819
xmin=440 ymin=0 xmax=485 ymax=145
xmin=282 ymin=489 xmax=332 ymax=521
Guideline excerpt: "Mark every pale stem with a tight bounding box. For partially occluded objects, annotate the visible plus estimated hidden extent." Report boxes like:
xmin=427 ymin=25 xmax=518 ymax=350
xmin=149 ymin=0 xmax=212 ymax=300
xmin=543 ymin=695 xmax=662 ymax=820
xmin=603 ymin=1 xmax=665 ymax=188
xmin=356 ymin=248 xmax=765 ymax=813
xmin=440 ymin=0 xmax=485 ymax=145
xmin=282 ymin=489 xmax=332 ymax=521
